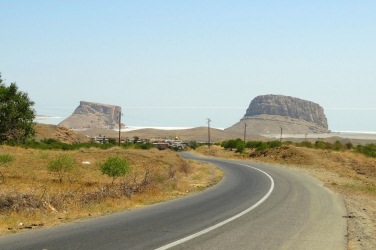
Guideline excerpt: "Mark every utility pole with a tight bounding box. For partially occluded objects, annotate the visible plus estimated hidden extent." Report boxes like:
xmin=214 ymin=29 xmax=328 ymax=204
xmin=244 ymin=123 xmax=247 ymax=143
xmin=118 ymin=111 xmax=123 ymax=146
xmin=207 ymin=118 xmax=211 ymax=148
xmin=280 ymin=127 xmax=283 ymax=142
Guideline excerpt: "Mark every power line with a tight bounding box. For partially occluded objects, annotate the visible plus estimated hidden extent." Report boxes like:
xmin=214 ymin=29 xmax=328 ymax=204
xmin=118 ymin=111 xmax=123 ymax=146
xmin=207 ymin=118 xmax=211 ymax=148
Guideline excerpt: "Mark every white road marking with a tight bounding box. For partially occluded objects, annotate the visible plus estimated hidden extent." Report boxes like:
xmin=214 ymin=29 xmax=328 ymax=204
xmin=155 ymin=161 xmax=274 ymax=250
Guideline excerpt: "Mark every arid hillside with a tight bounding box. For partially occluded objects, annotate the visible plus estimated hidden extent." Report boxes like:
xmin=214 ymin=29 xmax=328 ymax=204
xmin=34 ymin=124 xmax=90 ymax=143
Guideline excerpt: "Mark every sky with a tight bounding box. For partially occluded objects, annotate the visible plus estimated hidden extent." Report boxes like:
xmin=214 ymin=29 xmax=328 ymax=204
xmin=1 ymin=1 xmax=376 ymax=131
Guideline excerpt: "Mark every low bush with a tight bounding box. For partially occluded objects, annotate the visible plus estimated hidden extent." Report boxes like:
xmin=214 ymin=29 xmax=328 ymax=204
xmin=22 ymin=139 xmax=117 ymax=150
xmin=355 ymin=144 xmax=376 ymax=158
xmin=268 ymin=140 xmax=282 ymax=148
xmin=246 ymin=141 xmax=282 ymax=151
xmin=0 ymin=154 xmax=14 ymax=182
xmin=99 ymin=156 xmax=131 ymax=185
xmin=222 ymin=138 xmax=245 ymax=152
xmin=188 ymin=141 xmax=200 ymax=150
xmin=134 ymin=142 xmax=154 ymax=150
xmin=47 ymin=154 xmax=76 ymax=183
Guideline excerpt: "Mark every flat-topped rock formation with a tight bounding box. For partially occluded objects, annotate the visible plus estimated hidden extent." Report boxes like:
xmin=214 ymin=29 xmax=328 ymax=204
xmin=226 ymin=95 xmax=329 ymax=135
xmin=59 ymin=101 xmax=123 ymax=130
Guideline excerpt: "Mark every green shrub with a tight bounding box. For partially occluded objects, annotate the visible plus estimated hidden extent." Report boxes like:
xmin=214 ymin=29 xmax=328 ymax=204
xmin=235 ymin=142 xmax=246 ymax=153
xmin=22 ymin=139 xmax=118 ymax=150
xmin=356 ymin=144 xmax=376 ymax=158
xmin=333 ymin=140 xmax=345 ymax=151
xmin=134 ymin=142 xmax=154 ymax=150
xmin=188 ymin=141 xmax=200 ymax=150
xmin=121 ymin=142 xmax=134 ymax=149
xmin=314 ymin=141 xmax=327 ymax=149
xmin=283 ymin=141 xmax=294 ymax=145
xmin=0 ymin=154 xmax=13 ymax=164
xmin=47 ymin=154 xmax=76 ymax=183
xmin=255 ymin=142 xmax=268 ymax=151
xmin=267 ymin=140 xmax=282 ymax=148
xmin=222 ymin=139 xmax=245 ymax=152
xmin=99 ymin=156 xmax=130 ymax=184
xmin=245 ymin=141 xmax=261 ymax=149
xmin=0 ymin=154 xmax=14 ymax=182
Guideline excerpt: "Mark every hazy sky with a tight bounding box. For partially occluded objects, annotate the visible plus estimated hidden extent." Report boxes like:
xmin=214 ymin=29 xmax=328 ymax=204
xmin=1 ymin=1 xmax=375 ymax=131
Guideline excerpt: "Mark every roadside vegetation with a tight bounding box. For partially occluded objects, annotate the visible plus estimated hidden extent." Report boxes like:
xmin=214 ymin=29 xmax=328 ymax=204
xmin=219 ymin=138 xmax=376 ymax=159
xmin=216 ymin=138 xmax=376 ymax=196
xmin=0 ymin=145 xmax=223 ymax=235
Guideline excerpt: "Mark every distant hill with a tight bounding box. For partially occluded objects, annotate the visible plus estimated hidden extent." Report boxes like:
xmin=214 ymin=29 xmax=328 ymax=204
xmin=226 ymin=95 xmax=329 ymax=135
xmin=34 ymin=124 xmax=90 ymax=143
xmin=59 ymin=101 xmax=123 ymax=129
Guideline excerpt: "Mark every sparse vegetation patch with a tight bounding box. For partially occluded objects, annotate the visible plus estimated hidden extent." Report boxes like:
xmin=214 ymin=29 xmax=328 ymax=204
xmin=0 ymin=146 xmax=223 ymax=235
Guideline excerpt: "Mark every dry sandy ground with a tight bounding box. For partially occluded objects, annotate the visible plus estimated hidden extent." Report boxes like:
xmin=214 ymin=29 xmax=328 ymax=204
xmin=283 ymin=162 xmax=376 ymax=250
xmin=195 ymin=146 xmax=376 ymax=250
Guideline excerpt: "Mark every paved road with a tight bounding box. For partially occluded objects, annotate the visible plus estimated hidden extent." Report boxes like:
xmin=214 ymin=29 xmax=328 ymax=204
xmin=0 ymin=154 xmax=347 ymax=249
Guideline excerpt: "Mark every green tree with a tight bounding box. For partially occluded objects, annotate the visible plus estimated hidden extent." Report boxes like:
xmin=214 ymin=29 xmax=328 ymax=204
xmin=188 ymin=140 xmax=200 ymax=150
xmin=222 ymin=139 xmax=237 ymax=151
xmin=0 ymin=153 xmax=14 ymax=183
xmin=47 ymin=154 xmax=76 ymax=183
xmin=221 ymin=139 xmax=246 ymax=153
xmin=246 ymin=141 xmax=262 ymax=149
xmin=99 ymin=156 xmax=130 ymax=184
xmin=0 ymin=74 xmax=35 ymax=143
xmin=235 ymin=141 xmax=246 ymax=153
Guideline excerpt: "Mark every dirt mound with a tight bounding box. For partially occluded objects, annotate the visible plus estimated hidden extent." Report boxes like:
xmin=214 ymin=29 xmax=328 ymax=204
xmin=250 ymin=146 xmax=315 ymax=165
xmin=34 ymin=124 xmax=90 ymax=143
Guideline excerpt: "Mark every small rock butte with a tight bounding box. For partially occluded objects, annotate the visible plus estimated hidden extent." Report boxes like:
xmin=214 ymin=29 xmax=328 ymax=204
xmin=226 ymin=94 xmax=329 ymax=135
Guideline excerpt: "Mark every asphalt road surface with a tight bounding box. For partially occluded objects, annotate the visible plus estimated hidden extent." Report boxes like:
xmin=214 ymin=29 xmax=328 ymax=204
xmin=0 ymin=153 xmax=347 ymax=250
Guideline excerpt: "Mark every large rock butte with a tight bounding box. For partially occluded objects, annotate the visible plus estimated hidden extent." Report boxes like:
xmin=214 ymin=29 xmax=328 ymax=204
xmin=226 ymin=95 xmax=329 ymax=135
xmin=58 ymin=101 xmax=123 ymax=129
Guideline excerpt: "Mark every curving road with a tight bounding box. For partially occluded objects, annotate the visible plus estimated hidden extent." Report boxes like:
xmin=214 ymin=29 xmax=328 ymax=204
xmin=0 ymin=153 xmax=346 ymax=250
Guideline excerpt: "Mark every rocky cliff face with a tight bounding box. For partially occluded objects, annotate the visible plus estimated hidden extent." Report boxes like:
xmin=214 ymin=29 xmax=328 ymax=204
xmin=58 ymin=101 xmax=123 ymax=129
xmin=245 ymin=95 xmax=328 ymax=128
xmin=226 ymin=95 xmax=329 ymax=135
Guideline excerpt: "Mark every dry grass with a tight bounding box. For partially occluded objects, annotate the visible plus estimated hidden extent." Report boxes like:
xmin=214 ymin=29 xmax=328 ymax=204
xmin=196 ymin=145 xmax=376 ymax=250
xmin=0 ymin=146 xmax=223 ymax=235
